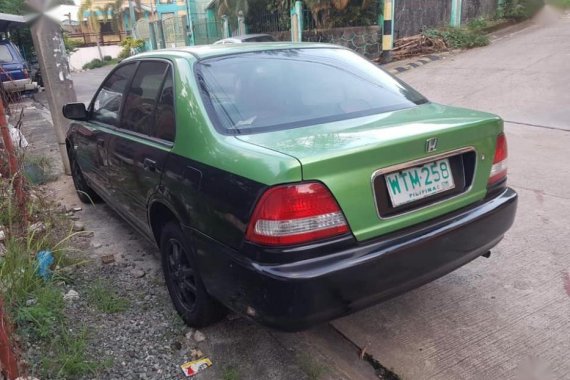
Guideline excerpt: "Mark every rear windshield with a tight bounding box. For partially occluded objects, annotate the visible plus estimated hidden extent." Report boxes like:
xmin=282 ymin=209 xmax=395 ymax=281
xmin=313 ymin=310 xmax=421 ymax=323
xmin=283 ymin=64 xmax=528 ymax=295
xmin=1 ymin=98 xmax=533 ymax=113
xmin=196 ymin=48 xmax=427 ymax=134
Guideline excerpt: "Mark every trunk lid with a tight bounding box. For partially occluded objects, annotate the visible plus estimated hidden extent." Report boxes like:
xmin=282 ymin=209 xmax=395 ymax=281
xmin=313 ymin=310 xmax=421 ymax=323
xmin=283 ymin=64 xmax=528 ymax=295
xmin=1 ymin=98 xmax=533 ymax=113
xmin=236 ymin=103 xmax=503 ymax=241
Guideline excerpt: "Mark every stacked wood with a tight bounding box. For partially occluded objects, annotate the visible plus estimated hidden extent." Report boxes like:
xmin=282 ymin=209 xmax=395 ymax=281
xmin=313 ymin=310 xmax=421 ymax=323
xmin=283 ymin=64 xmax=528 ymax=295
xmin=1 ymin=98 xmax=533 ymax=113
xmin=392 ymin=34 xmax=448 ymax=60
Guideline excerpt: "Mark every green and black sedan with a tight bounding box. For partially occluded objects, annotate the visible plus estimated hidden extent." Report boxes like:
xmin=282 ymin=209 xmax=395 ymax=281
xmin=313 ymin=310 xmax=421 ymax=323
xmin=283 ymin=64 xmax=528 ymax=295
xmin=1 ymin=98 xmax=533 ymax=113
xmin=63 ymin=43 xmax=517 ymax=331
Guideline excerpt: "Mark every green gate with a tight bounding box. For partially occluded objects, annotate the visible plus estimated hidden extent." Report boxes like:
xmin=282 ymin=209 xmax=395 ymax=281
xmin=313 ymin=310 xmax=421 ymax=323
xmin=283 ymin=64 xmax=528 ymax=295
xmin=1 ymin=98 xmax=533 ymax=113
xmin=192 ymin=18 xmax=222 ymax=45
xmin=162 ymin=15 xmax=187 ymax=48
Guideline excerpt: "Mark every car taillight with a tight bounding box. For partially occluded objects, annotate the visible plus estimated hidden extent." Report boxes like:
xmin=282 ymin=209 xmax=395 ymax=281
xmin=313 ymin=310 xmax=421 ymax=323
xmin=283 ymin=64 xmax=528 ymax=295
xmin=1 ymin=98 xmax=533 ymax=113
xmin=245 ymin=182 xmax=350 ymax=246
xmin=488 ymin=133 xmax=508 ymax=185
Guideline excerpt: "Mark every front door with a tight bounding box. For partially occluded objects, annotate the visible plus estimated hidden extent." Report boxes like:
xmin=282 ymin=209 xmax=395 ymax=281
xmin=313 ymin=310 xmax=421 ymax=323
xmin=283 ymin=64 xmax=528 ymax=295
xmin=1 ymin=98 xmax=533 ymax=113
xmin=77 ymin=62 xmax=138 ymax=196
xmin=106 ymin=60 xmax=176 ymax=235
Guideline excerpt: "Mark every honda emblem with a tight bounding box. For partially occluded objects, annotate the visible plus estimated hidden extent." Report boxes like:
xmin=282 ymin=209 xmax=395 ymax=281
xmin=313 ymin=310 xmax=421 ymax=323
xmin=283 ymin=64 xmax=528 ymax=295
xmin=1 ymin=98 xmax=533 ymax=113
xmin=426 ymin=137 xmax=438 ymax=153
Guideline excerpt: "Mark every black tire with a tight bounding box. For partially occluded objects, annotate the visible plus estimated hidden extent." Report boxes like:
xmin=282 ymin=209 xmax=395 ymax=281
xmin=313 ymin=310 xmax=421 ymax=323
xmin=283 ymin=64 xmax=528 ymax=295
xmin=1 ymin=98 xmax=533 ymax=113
xmin=70 ymin=153 xmax=101 ymax=204
xmin=160 ymin=222 xmax=226 ymax=327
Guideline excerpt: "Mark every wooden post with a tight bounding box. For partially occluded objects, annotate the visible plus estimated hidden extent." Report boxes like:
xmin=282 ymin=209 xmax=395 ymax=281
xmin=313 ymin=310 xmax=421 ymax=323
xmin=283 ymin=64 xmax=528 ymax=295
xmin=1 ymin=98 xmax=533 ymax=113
xmin=30 ymin=15 xmax=77 ymax=175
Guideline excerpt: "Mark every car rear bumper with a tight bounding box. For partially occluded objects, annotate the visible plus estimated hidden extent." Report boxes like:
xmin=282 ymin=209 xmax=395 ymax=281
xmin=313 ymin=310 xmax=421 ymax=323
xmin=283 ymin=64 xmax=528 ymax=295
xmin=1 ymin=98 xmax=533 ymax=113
xmin=2 ymin=79 xmax=37 ymax=93
xmin=191 ymin=187 xmax=517 ymax=331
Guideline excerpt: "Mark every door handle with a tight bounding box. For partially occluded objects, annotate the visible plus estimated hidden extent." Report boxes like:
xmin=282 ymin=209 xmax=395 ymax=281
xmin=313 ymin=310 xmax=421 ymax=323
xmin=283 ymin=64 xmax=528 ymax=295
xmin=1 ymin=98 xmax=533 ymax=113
xmin=143 ymin=158 xmax=157 ymax=172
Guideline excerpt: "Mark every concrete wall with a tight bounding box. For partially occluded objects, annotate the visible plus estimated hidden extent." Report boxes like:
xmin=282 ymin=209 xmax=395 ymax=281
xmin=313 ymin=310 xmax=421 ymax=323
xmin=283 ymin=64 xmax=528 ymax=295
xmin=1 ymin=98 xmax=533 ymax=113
xmin=68 ymin=45 xmax=122 ymax=71
xmin=462 ymin=0 xmax=498 ymax=22
xmin=302 ymin=26 xmax=381 ymax=59
xmin=394 ymin=0 xmax=452 ymax=38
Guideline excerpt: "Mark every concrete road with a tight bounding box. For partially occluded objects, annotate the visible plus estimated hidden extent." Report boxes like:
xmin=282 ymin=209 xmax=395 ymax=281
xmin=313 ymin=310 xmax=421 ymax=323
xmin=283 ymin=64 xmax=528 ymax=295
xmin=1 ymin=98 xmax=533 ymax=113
xmin=72 ymin=65 xmax=114 ymax=104
xmin=333 ymin=6 xmax=570 ymax=380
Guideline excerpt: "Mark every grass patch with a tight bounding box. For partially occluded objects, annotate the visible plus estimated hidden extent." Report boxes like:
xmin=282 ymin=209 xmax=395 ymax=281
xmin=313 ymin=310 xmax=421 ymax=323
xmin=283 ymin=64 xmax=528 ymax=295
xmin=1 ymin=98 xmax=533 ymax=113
xmin=23 ymin=155 xmax=56 ymax=185
xmin=87 ymin=280 xmax=129 ymax=314
xmin=14 ymin=286 xmax=64 ymax=340
xmin=0 ymin=178 xmax=108 ymax=378
xmin=40 ymin=327 xmax=110 ymax=379
xmin=222 ymin=366 xmax=240 ymax=380
xmin=298 ymin=354 xmax=326 ymax=380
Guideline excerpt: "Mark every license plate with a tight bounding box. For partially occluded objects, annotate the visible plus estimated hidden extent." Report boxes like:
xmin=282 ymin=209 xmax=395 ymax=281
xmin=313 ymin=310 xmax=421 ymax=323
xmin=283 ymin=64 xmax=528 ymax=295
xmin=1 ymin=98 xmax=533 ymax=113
xmin=385 ymin=158 xmax=455 ymax=207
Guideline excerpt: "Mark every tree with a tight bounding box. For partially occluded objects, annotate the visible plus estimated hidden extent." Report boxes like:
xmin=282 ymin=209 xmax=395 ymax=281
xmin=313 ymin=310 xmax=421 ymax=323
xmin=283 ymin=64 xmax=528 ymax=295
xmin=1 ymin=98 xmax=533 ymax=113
xmin=215 ymin=0 xmax=250 ymax=18
xmin=50 ymin=0 xmax=75 ymax=5
xmin=0 ymin=0 xmax=25 ymax=14
xmin=78 ymin=0 xmax=105 ymax=60
xmin=103 ymin=0 xmax=124 ymax=34
xmin=304 ymin=0 xmax=377 ymax=29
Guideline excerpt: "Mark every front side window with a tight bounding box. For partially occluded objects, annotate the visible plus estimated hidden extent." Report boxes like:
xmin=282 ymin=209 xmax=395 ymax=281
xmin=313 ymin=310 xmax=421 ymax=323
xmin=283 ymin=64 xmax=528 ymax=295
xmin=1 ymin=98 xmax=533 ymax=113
xmin=92 ymin=63 xmax=137 ymax=126
xmin=196 ymin=48 xmax=427 ymax=134
xmin=121 ymin=61 xmax=168 ymax=135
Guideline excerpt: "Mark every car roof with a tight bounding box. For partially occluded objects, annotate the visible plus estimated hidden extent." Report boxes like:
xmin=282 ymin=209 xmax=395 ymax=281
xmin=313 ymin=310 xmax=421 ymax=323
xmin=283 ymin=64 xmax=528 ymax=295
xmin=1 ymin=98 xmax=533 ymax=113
xmin=130 ymin=42 xmax=341 ymax=61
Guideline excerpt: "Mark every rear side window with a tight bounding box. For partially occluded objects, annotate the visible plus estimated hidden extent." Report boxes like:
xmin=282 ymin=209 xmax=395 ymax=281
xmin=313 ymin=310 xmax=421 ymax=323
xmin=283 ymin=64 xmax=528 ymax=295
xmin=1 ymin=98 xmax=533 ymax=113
xmin=196 ymin=48 xmax=427 ymax=134
xmin=92 ymin=63 xmax=137 ymax=126
xmin=0 ymin=45 xmax=13 ymax=62
xmin=153 ymin=68 xmax=175 ymax=142
xmin=121 ymin=61 xmax=168 ymax=135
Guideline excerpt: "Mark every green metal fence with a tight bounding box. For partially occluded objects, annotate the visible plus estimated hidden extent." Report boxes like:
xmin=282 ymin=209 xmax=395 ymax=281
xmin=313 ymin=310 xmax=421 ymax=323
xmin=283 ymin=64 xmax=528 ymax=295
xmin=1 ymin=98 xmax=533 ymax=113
xmin=192 ymin=17 xmax=223 ymax=45
xmin=247 ymin=10 xmax=291 ymax=33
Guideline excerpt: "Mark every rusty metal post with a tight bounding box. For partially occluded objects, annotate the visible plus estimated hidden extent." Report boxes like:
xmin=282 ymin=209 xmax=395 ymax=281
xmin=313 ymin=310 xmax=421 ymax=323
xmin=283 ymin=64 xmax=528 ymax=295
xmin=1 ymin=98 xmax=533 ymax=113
xmin=30 ymin=15 xmax=76 ymax=175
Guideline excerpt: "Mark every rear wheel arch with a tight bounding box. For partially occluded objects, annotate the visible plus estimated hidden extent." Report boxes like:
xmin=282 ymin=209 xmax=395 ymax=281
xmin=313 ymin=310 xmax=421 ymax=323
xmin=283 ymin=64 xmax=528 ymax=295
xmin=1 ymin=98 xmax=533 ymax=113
xmin=148 ymin=200 xmax=185 ymax=246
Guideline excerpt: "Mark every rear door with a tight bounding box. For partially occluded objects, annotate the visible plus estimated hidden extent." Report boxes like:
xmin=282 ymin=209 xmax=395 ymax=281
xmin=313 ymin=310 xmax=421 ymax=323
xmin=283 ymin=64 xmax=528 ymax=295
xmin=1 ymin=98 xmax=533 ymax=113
xmin=106 ymin=60 xmax=175 ymax=234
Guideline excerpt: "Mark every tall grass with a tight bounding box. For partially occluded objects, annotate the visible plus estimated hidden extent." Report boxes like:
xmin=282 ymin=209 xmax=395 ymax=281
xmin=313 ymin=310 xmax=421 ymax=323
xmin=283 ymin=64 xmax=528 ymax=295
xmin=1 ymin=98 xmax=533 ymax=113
xmin=0 ymin=178 xmax=106 ymax=378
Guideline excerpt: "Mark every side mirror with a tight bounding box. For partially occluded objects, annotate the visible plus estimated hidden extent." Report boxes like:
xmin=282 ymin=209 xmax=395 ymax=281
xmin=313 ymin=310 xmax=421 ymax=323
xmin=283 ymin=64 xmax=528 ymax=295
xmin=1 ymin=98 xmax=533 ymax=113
xmin=62 ymin=103 xmax=87 ymax=121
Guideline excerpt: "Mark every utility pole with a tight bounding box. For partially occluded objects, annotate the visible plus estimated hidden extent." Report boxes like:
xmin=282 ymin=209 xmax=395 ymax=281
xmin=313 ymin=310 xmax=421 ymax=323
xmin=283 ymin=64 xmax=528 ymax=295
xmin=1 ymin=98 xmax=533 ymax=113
xmin=30 ymin=15 xmax=76 ymax=175
xmin=381 ymin=0 xmax=395 ymax=62
xmin=129 ymin=0 xmax=137 ymax=37
xmin=450 ymin=0 xmax=463 ymax=27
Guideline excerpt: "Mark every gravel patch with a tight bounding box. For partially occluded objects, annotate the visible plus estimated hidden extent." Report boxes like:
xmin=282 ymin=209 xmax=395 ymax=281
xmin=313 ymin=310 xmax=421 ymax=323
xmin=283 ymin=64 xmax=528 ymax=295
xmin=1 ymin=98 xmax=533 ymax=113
xmin=31 ymin=180 xmax=311 ymax=379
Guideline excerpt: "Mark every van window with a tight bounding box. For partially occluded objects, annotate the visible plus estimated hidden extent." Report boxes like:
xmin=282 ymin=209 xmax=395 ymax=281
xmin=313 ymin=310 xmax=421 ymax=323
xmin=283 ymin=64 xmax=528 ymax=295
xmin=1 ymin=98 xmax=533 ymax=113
xmin=0 ymin=45 xmax=14 ymax=63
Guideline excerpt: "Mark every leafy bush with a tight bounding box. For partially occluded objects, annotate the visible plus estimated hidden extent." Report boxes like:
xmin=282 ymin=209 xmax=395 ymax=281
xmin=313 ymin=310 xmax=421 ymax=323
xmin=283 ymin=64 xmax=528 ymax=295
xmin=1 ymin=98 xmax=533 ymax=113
xmin=63 ymin=35 xmax=81 ymax=54
xmin=103 ymin=55 xmax=112 ymax=62
xmin=118 ymin=37 xmax=145 ymax=60
xmin=498 ymin=0 xmax=545 ymax=20
xmin=424 ymin=26 xmax=489 ymax=49
xmin=467 ymin=17 xmax=488 ymax=30
xmin=82 ymin=58 xmax=105 ymax=70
